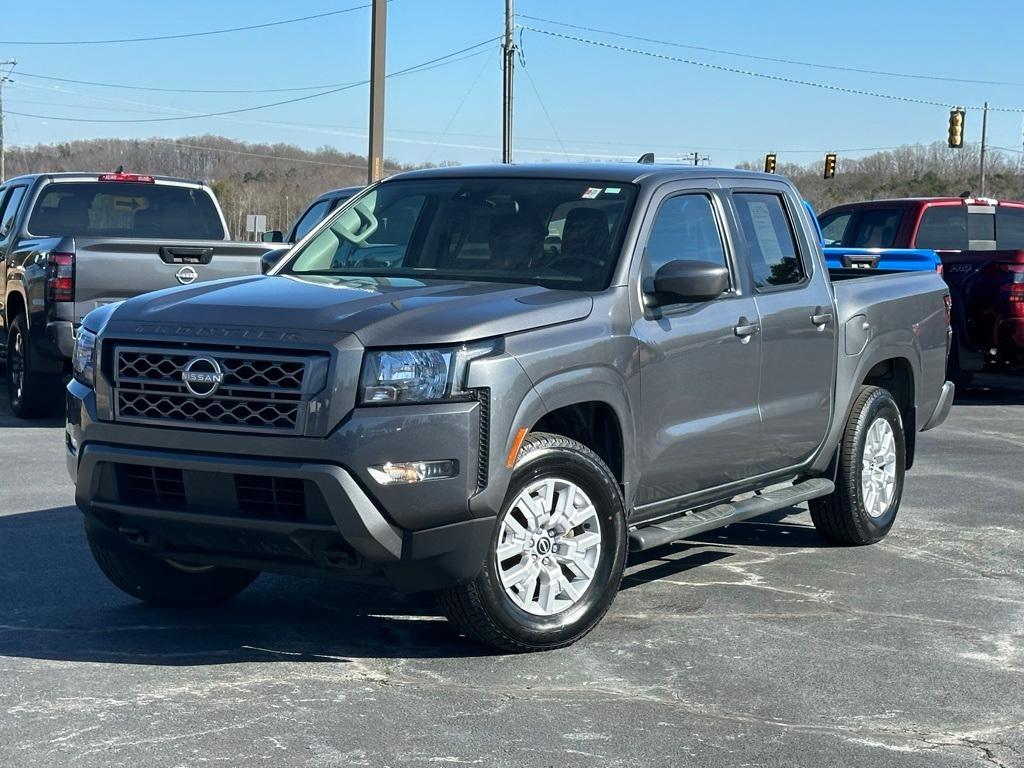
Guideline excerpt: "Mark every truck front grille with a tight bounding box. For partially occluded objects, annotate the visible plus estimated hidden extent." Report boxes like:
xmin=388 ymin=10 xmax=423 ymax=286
xmin=113 ymin=346 xmax=325 ymax=434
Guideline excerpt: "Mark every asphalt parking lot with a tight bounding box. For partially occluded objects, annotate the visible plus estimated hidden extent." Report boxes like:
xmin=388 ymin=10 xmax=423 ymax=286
xmin=0 ymin=378 xmax=1021 ymax=768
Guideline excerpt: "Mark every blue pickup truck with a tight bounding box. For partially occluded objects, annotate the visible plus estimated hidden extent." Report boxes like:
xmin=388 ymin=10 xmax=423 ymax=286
xmin=802 ymin=201 xmax=941 ymax=273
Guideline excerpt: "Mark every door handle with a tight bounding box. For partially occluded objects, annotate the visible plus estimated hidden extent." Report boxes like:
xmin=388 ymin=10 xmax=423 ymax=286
xmin=811 ymin=307 xmax=834 ymax=328
xmin=733 ymin=317 xmax=760 ymax=342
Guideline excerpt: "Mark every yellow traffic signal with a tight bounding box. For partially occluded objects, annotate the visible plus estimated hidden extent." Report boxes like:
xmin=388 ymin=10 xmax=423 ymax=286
xmin=823 ymin=153 xmax=837 ymax=180
xmin=764 ymin=153 xmax=777 ymax=174
xmin=948 ymin=108 xmax=965 ymax=148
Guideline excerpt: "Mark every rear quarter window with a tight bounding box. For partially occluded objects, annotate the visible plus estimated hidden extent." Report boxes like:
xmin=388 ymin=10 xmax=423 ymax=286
xmin=996 ymin=206 xmax=1024 ymax=249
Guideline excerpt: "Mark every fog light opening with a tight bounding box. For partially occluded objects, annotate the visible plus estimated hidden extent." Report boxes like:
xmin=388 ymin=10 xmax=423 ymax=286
xmin=368 ymin=460 xmax=457 ymax=486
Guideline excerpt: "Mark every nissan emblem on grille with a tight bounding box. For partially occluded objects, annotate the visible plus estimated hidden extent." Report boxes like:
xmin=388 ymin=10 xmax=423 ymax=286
xmin=181 ymin=357 xmax=224 ymax=397
xmin=175 ymin=266 xmax=198 ymax=285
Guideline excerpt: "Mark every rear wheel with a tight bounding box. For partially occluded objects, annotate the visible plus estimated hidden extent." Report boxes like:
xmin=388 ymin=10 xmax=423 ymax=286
xmin=86 ymin=521 xmax=259 ymax=605
xmin=810 ymin=385 xmax=906 ymax=545
xmin=6 ymin=314 xmax=63 ymax=419
xmin=437 ymin=432 xmax=627 ymax=652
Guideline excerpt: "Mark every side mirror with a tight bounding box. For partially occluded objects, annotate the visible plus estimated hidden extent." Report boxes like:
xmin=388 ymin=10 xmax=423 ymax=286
xmin=261 ymin=230 xmax=284 ymax=243
xmin=649 ymin=260 xmax=730 ymax=305
xmin=260 ymin=247 xmax=290 ymax=274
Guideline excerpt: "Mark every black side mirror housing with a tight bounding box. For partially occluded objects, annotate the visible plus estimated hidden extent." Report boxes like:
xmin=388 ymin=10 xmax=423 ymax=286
xmin=260 ymin=247 xmax=290 ymax=274
xmin=261 ymin=230 xmax=284 ymax=243
xmin=649 ymin=259 xmax=730 ymax=305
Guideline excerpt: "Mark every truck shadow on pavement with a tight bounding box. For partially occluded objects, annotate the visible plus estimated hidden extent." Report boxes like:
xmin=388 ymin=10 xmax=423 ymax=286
xmin=0 ymin=505 xmax=826 ymax=664
xmin=953 ymin=373 xmax=1024 ymax=406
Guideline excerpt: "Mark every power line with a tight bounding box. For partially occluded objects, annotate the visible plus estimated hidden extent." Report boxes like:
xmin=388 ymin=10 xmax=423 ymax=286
xmin=517 ymin=25 xmax=1024 ymax=114
xmin=0 ymin=2 xmax=379 ymax=46
xmin=15 ymin=69 xmax=366 ymax=95
xmin=517 ymin=13 xmax=1024 ymax=88
xmin=5 ymin=38 xmax=501 ymax=124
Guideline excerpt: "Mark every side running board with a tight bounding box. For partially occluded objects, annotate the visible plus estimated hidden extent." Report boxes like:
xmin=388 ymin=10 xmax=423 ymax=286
xmin=628 ymin=477 xmax=835 ymax=552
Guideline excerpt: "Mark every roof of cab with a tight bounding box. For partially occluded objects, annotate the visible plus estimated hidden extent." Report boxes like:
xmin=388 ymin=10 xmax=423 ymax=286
xmin=385 ymin=162 xmax=783 ymax=186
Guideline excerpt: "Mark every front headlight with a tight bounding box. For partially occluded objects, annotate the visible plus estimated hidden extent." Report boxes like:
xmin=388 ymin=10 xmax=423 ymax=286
xmin=359 ymin=341 xmax=499 ymax=405
xmin=72 ymin=328 xmax=98 ymax=387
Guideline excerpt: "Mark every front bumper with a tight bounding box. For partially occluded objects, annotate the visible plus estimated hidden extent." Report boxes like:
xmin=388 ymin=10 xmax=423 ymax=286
xmin=66 ymin=381 xmax=498 ymax=592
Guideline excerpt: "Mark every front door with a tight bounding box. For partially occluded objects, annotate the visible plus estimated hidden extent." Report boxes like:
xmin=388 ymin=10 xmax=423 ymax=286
xmin=632 ymin=186 xmax=763 ymax=508
xmin=0 ymin=185 xmax=28 ymax=339
xmin=728 ymin=186 xmax=837 ymax=469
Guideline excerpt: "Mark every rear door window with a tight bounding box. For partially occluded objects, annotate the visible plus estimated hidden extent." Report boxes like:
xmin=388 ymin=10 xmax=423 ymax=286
xmin=849 ymin=209 xmax=903 ymax=247
xmin=27 ymin=182 xmax=224 ymax=239
xmin=733 ymin=192 xmax=805 ymax=289
xmin=915 ymin=206 xmax=967 ymax=250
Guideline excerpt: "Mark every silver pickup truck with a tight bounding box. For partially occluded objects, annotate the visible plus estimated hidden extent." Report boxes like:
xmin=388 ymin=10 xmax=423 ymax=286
xmin=0 ymin=171 xmax=276 ymax=418
xmin=67 ymin=163 xmax=954 ymax=651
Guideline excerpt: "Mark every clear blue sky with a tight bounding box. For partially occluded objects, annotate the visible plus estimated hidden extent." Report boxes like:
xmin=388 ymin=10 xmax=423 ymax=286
xmin=2 ymin=0 xmax=1023 ymax=169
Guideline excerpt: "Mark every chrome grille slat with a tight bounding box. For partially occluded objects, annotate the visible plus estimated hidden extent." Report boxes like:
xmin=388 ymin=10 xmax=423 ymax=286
xmin=113 ymin=345 xmax=322 ymax=435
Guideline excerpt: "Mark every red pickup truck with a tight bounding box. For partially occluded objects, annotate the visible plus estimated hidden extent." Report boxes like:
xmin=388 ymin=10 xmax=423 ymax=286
xmin=820 ymin=197 xmax=1024 ymax=386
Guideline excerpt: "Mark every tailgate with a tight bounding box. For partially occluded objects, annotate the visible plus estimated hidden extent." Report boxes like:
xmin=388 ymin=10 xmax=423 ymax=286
xmin=72 ymin=238 xmax=269 ymax=323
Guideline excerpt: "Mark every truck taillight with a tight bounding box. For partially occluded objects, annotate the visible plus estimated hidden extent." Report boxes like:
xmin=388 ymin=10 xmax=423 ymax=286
xmin=47 ymin=252 xmax=75 ymax=302
xmin=943 ymin=294 xmax=952 ymax=326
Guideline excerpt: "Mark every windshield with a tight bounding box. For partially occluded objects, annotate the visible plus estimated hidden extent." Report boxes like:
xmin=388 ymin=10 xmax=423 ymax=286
xmin=28 ymin=182 xmax=225 ymax=239
xmin=285 ymin=178 xmax=638 ymax=291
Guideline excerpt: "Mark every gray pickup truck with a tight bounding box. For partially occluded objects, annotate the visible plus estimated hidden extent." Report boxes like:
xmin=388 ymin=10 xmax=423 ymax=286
xmin=0 ymin=171 xmax=275 ymax=418
xmin=66 ymin=163 xmax=954 ymax=651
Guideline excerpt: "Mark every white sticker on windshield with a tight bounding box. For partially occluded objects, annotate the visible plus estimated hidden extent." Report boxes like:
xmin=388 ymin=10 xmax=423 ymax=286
xmin=582 ymin=187 xmax=602 ymax=199
xmin=604 ymin=187 xmax=621 ymax=195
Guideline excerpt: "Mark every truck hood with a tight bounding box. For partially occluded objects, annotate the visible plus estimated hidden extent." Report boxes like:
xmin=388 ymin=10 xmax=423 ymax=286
xmin=105 ymin=273 xmax=594 ymax=346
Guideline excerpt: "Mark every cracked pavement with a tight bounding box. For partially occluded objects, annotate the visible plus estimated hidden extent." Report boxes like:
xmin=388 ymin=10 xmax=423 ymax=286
xmin=1 ymin=376 xmax=1022 ymax=767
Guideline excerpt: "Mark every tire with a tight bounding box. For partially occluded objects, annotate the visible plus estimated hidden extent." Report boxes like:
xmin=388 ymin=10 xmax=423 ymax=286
xmin=437 ymin=432 xmax=627 ymax=652
xmin=810 ymin=385 xmax=906 ymax=545
xmin=86 ymin=521 xmax=259 ymax=606
xmin=6 ymin=314 xmax=63 ymax=419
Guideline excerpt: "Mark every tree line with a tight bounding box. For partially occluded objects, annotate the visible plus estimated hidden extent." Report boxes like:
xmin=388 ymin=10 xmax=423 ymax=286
xmin=738 ymin=142 xmax=1024 ymax=212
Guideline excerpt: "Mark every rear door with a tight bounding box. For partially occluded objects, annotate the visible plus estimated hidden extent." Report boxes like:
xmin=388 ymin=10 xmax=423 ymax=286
xmin=725 ymin=183 xmax=837 ymax=470
xmin=631 ymin=181 xmax=764 ymax=507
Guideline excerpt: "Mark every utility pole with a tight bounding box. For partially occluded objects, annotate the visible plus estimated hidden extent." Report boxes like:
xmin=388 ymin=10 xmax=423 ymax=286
xmin=367 ymin=0 xmax=387 ymax=184
xmin=979 ymin=101 xmax=989 ymax=197
xmin=0 ymin=60 xmax=16 ymax=184
xmin=501 ymin=0 xmax=515 ymax=163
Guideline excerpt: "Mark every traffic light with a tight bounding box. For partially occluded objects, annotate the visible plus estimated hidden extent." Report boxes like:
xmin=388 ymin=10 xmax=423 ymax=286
xmin=764 ymin=153 xmax=777 ymax=173
xmin=948 ymin=108 xmax=965 ymax=148
xmin=823 ymin=153 xmax=837 ymax=180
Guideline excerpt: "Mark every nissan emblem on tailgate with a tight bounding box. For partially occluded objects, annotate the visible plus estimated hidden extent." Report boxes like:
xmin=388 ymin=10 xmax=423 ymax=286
xmin=175 ymin=266 xmax=198 ymax=285
xmin=181 ymin=357 xmax=224 ymax=397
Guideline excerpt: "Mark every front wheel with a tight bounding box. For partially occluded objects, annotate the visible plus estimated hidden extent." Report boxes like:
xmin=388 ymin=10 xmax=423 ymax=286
xmin=810 ymin=385 xmax=906 ymax=545
xmin=437 ymin=432 xmax=627 ymax=652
